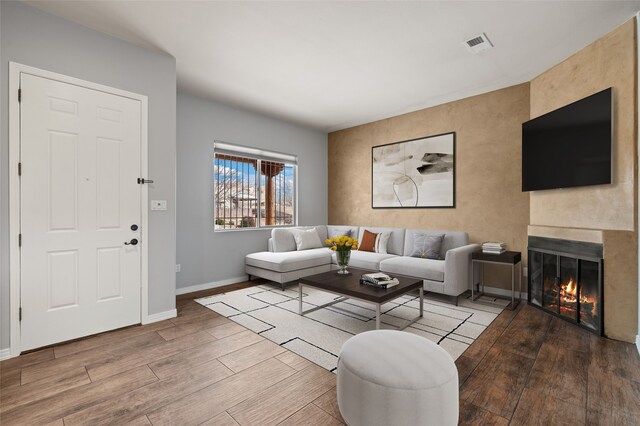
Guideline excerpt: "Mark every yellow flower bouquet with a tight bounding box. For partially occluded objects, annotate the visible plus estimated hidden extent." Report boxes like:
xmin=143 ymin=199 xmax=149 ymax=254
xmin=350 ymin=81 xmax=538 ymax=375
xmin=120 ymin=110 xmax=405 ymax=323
xmin=325 ymin=235 xmax=358 ymax=275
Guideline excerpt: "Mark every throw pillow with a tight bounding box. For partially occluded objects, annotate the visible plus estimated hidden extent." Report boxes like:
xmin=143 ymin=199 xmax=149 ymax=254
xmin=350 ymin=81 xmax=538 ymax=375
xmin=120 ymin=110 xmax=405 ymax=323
xmin=359 ymin=229 xmax=378 ymax=252
xmin=272 ymin=228 xmax=297 ymax=252
xmin=292 ymin=228 xmax=323 ymax=251
xmin=374 ymin=231 xmax=392 ymax=254
xmin=328 ymin=228 xmax=352 ymax=240
xmin=410 ymin=233 xmax=445 ymax=259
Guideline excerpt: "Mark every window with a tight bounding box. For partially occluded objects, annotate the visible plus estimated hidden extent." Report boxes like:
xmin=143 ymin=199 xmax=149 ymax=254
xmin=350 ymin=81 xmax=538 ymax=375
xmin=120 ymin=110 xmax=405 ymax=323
xmin=213 ymin=142 xmax=296 ymax=230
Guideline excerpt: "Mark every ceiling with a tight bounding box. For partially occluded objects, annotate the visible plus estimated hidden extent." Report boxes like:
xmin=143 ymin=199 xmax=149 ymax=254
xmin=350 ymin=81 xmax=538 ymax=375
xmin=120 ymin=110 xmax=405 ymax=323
xmin=25 ymin=1 xmax=640 ymax=132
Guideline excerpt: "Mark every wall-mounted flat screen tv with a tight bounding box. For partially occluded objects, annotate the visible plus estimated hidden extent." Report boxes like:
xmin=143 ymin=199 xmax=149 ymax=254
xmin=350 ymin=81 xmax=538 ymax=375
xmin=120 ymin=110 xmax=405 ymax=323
xmin=522 ymin=88 xmax=612 ymax=192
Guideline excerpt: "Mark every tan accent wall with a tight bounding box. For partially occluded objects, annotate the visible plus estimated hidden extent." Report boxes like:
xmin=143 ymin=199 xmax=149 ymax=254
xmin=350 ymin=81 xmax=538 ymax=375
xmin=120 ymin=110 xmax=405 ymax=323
xmin=328 ymin=19 xmax=637 ymax=342
xmin=529 ymin=19 xmax=638 ymax=342
xmin=328 ymin=83 xmax=531 ymax=290
xmin=529 ymin=20 xmax=636 ymax=231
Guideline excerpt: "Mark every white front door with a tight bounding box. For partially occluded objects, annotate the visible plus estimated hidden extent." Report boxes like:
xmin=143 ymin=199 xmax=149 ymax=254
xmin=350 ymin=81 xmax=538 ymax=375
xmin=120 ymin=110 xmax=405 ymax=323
xmin=20 ymin=73 xmax=142 ymax=351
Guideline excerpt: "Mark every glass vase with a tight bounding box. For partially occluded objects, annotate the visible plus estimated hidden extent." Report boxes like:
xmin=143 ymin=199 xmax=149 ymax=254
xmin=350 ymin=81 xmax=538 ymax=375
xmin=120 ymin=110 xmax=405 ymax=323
xmin=336 ymin=250 xmax=351 ymax=275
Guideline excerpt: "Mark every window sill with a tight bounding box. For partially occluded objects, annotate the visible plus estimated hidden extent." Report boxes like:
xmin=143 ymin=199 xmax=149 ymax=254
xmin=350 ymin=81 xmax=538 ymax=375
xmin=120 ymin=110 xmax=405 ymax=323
xmin=213 ymin=225 xmax=297 ymax=233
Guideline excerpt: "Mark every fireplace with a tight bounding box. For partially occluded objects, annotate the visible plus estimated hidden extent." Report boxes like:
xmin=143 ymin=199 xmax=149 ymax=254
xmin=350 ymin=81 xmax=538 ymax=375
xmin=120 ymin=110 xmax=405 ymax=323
xmin=528 ymin=237 xmax=603 ymax=335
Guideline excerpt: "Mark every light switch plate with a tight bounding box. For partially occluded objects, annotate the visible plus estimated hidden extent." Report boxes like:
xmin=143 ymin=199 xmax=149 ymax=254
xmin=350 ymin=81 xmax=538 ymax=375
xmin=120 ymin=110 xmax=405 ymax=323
xmin=151 ymin=200 xmax=167 ymax=211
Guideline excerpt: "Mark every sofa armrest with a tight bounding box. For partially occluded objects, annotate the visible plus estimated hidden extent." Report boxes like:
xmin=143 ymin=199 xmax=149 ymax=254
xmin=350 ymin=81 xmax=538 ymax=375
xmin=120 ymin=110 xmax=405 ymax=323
xmin=268 ymin=238 xmax=274 ymax=252
xmin=444 ymin=244 xmax=480 ymax=295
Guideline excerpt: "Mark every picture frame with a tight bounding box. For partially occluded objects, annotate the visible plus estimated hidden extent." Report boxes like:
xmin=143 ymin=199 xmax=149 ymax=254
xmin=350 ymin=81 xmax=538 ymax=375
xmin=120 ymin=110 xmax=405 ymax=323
xmin=372 ymin=132 xmax=456 ymax=208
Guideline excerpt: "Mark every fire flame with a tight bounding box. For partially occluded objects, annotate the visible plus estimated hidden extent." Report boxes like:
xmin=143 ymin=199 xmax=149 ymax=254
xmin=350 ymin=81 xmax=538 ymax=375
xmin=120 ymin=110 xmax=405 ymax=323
xmin=560 ymin=277 xmax=577 ymax=302
xmin=559 ymin=277 xmax=597 ymax=316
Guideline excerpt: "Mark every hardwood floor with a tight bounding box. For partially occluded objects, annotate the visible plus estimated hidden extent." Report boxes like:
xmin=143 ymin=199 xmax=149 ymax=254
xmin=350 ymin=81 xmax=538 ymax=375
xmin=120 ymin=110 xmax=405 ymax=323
xmin=457 ymin=302 xmax=640 ymax=426
xmin=1 ymin=282 xmax=639 ymax=425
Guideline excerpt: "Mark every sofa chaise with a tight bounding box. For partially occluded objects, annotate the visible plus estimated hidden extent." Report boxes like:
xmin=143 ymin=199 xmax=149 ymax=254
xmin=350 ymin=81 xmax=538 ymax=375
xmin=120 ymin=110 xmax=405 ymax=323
xmin=245 ymin=225 xmax=479 ymax=302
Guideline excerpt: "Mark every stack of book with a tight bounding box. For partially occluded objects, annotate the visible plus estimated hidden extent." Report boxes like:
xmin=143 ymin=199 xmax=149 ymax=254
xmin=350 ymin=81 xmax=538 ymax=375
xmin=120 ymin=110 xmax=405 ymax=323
xmin=482 ymin=241 xmax=506 ymax=254
xmin=360 ymin=272 xmax=399 ymax=289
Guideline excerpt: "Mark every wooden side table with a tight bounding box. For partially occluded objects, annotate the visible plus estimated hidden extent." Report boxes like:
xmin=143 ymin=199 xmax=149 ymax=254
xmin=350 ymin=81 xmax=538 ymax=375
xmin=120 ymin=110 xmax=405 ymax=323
xmin=471 ymin=250 xmax=522 ymax=310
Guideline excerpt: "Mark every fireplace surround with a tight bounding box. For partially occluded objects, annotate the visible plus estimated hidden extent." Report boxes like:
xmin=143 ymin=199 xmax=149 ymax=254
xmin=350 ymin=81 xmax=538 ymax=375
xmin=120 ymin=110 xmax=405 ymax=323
xmin=527 ymin=236 xmax=603 ymax=335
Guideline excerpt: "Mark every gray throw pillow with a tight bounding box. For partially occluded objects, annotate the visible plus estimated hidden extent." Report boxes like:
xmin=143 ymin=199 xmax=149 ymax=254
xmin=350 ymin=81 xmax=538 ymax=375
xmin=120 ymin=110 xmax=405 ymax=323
xmin=328 ymin=228 xmax=352 ymax=240
xmin=410 ymin=233 xmax=445 ymax=260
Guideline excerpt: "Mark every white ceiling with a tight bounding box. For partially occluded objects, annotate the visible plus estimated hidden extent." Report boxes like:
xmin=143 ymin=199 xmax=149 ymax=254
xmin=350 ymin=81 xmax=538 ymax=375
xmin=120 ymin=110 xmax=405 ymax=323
xmin=25 ymin=1 xmax=640 ymax=132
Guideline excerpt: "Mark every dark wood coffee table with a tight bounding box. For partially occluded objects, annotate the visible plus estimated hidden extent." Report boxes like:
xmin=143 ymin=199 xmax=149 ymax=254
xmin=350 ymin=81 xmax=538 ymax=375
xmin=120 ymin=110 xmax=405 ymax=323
xmin=298 ymin=268 xmax=423 ymax=330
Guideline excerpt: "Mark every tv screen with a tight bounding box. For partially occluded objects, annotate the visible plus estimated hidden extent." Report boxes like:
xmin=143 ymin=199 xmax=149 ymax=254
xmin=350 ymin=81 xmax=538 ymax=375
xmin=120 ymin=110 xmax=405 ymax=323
xmin=522 ymin=88 xmax=612 ymax=192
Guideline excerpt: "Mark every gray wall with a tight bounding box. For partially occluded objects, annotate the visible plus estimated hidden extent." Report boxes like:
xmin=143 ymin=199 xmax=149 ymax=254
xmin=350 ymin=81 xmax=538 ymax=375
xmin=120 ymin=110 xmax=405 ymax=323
xmin=177 ymin=92 xmax=327 ymax=290
xmin=0 ymin=2 xmax=177 ymax=351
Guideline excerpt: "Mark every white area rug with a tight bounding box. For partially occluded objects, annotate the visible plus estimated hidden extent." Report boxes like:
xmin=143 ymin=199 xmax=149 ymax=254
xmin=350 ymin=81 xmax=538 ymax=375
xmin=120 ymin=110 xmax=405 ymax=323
xmin=196 ymin=284 xmax=508 ymax=372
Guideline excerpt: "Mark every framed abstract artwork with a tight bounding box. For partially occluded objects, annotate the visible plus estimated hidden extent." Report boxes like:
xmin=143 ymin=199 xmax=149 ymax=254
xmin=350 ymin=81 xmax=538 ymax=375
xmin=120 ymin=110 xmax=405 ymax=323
xmin=372 ymin=132 xmax=455 ymax=208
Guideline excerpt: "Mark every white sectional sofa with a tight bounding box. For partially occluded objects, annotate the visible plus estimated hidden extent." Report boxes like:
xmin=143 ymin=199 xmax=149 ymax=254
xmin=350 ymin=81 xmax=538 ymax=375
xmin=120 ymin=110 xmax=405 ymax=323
xmin=245 ymin=225 xmax=479 ymax=302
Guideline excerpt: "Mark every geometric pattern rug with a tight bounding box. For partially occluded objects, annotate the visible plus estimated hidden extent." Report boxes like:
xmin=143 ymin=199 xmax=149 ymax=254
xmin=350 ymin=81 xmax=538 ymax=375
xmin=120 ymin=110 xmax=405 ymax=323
xmin=196 ymin=283 xmax=508 ymax=372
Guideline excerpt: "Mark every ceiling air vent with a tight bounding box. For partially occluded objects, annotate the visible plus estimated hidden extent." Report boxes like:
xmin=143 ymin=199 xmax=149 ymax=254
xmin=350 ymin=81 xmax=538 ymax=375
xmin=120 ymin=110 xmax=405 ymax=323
xmin=464 ymin=33 xmax=493 ymax=54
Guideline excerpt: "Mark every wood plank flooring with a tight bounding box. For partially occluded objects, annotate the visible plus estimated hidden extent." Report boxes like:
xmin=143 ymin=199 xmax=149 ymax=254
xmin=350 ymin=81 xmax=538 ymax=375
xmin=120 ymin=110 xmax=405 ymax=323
xmin=1 ymin=281 xmax=639 ymax=425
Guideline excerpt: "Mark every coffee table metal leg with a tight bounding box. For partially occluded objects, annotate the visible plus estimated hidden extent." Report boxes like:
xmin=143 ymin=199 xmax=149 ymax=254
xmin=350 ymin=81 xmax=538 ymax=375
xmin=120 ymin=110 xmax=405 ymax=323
xmin=376 ymin=304 xmax=381 ymax=329
xmin=419 ymin=287 xmax=424 ymax=317
xmin=299 ymin=283 xmax=303 ymax=315
xmin=300 ymin=296 xmax=349 ymax=316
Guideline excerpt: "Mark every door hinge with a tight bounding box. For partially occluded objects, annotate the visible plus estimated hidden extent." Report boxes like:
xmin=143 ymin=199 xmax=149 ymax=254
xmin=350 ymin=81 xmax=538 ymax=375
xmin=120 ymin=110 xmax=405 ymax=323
xmin=18 ymin=162 xmax=22 ymax=176
xmin=19 ymin=307 xmax=22 ymax=322
xmin=137 ymin=178 xmax=154 ymax=184
xmin=18 ymin=234 xmax=22 ymax=247
xmin=18 ymin=88 xmax=21 ymax=103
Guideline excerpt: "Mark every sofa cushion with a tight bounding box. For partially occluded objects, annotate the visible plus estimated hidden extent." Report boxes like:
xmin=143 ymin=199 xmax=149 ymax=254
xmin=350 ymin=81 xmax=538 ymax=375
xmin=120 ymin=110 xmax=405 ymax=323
xmin=246 ymin=248 xmax=331 ymax=273
xmin=357 ymin=227 xmax=405 ymax=255
xmin=332 ymin=250 xmax=396 ymax=270
xmin=311 ymin=225 xmax=328 ymax=243
xmin=379 ymin=256 xmax=445 ymax=282
xmin=403 ymin=229 xmax=468 ymax=258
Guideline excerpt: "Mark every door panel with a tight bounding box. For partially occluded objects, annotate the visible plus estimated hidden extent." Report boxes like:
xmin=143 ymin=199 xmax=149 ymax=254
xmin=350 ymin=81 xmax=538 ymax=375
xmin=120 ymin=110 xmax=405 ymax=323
xmin=97 ymin=247 xmax=122 ymax=301
xmin=48 ymin=131 xmax=78 ymax=231
xmin=47 ymin=250 xmax=79 ymax=310
xmin=20 ymin=73 xmax=142 ymax=351
xmin=97 ymin=137 xmax=123 ymax=229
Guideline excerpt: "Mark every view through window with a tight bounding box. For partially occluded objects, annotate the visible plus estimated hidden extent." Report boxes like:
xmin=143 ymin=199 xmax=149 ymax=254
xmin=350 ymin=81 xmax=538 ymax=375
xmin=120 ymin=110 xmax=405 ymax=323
xmin=214 ymin=150 xmax=296 ymax=230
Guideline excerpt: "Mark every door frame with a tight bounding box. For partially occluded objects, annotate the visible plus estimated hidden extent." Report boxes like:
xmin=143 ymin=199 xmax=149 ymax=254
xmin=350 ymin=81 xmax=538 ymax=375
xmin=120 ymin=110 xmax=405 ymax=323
xmin=9 ymin=62 xmax=150 ymax=357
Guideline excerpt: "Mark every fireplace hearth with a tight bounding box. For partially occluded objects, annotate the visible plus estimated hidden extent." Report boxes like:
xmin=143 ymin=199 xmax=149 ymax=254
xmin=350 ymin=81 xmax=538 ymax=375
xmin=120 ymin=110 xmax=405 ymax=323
xmin=528 ymin=237 xmax=603 ymax=335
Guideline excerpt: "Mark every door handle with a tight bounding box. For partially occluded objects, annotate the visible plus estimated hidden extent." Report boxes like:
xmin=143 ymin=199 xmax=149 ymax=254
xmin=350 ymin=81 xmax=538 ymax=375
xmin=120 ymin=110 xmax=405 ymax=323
xmin=124 ymin=238 xmax=139 ymax=246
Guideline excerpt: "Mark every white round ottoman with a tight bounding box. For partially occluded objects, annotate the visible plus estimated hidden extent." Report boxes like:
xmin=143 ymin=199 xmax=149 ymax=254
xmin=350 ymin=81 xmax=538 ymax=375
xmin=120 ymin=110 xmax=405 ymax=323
xmin=337 ymin=330 xmax=458 ymax=426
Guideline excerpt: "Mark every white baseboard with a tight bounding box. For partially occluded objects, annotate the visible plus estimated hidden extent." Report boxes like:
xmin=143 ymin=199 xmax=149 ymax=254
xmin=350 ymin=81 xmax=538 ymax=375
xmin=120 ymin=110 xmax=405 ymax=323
xmin=476 ymin=284 xmax=527 ymax=301
xmin=144 ymin=309 xmax=177 ymax=324
xmin=636 ymin=335 xmax=640 ymax=356
xmin=176 ymin=275 xmax=249 ymax=296
xmin=0 ymin=348 xmax=12 ymax=361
